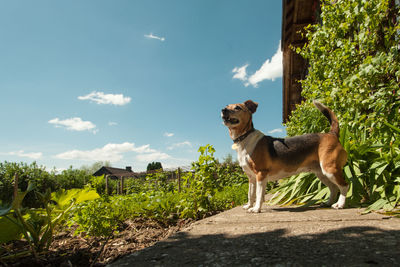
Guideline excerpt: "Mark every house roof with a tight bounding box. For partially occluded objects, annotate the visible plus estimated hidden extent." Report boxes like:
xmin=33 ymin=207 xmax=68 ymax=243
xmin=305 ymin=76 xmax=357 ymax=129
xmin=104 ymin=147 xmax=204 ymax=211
xmin=93 ymin=166 xmax=138 ymax=178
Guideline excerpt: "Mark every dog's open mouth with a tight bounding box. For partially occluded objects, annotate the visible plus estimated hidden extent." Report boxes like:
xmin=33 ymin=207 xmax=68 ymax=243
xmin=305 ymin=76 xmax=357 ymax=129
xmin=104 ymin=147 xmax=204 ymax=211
xmin=223 ymin=117 xmax=239 ymax=125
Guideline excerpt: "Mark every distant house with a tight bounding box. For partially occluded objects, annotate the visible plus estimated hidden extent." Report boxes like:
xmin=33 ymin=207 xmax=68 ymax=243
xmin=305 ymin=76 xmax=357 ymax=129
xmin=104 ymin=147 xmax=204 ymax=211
xmin=282 ymin=0 xmax=320 ymax=122
xmin=92 ymin=166 xmax=138 ymax=194
xmin=93 ymin=166 xmax=138 ymax=180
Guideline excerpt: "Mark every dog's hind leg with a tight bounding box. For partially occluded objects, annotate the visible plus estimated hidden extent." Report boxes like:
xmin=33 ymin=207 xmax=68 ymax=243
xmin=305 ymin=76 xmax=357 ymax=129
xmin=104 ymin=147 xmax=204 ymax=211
xmin=330 ymin=171 xmax=349 ymax=209
xmin=316 ymin=172 xmax=339 ymax=207
xmin=320 ymin=164 xmax=348 ymax=209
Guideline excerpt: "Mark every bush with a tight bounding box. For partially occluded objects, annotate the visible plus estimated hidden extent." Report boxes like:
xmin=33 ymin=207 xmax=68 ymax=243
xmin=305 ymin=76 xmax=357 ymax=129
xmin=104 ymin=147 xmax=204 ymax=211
xmin=55 ymin=167 xmax=89 ymax=190
xmin=0 ymin=162 xmax=93 ymax=208
xmin=274 ymin=0 xmax=400 ymax=212
xmin=0 ymin=162 xmax=57 ymax=208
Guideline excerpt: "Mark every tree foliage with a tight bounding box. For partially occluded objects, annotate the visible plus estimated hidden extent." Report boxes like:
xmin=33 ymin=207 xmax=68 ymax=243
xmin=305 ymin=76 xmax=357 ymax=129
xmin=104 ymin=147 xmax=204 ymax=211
xmin=0 ymin=162 xmax=92 ymax=208
xmin=287 ymin=0 xmax=399 ymax=138
xmin=147 ymin=162 xmax=163 ymax=171
xmin=276 ymin=0 xmax=400 ymax=212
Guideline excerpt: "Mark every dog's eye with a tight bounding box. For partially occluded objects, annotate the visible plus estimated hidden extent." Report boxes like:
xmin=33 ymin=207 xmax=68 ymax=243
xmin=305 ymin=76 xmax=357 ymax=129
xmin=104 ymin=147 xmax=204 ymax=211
xmin=235 ymin=106 xmax=242 ymax=111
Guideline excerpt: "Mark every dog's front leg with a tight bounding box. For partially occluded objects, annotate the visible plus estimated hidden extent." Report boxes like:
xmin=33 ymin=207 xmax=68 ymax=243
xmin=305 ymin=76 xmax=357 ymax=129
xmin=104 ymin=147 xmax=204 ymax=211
xmin=243 ymin=176 xmax=256 ymax=210
xmin=248 ymin=178 xmax=267 ymax=213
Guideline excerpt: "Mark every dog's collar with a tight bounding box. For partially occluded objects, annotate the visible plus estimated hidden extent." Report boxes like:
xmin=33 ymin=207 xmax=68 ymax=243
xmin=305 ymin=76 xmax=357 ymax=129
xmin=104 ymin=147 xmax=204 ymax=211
xmin=233 ymin=128 xmax=255 ymax=143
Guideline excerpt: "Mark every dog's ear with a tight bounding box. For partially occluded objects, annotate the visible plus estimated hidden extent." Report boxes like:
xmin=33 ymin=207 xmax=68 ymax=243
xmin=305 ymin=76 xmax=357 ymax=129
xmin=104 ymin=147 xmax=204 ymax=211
xmin=244 ymin=100 xmax=258 ymax=114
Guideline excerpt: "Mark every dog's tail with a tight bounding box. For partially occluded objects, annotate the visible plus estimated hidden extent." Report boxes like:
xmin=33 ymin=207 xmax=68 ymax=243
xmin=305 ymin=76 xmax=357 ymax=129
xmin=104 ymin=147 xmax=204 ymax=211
xmin=313 ymin=100 xmax=340 ymax=137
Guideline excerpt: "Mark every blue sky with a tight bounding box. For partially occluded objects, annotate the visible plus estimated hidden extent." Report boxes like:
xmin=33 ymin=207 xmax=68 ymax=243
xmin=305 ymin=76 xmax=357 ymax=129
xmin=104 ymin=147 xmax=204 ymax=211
xmin=0 ymin=0 xmax=285 ymax=172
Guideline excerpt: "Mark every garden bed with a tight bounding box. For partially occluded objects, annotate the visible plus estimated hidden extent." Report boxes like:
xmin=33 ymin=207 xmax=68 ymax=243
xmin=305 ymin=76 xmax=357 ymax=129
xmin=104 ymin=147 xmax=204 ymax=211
xmin=2 ymin=218 xmax=192 ymax=266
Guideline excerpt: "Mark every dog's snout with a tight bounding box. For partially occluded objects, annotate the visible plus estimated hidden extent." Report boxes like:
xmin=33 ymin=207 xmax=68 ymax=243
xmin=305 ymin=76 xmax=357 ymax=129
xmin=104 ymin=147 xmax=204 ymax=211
xmin=221 ymin=108 xmax=231 ymax=119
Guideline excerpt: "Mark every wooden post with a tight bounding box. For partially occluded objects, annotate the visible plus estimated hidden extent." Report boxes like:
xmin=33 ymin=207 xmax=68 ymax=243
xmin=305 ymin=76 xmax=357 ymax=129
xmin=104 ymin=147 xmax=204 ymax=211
xmin=177 ymin=167 xmax=181 ymax=193
xmin=120 ymin=176 xmax=125 ymax=195
xmin=13 ymin=173 xmax=19 ymax=200
xmin=105 ymin=175 xmax=109 ymax=195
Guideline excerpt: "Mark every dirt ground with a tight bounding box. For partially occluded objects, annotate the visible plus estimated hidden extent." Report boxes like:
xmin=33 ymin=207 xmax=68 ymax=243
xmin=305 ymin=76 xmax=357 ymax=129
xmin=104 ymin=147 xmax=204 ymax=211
xmin=1 ymin=218 xmax=192 ymax=267
xmin=109 ymin=204 xmax=400 ymax=267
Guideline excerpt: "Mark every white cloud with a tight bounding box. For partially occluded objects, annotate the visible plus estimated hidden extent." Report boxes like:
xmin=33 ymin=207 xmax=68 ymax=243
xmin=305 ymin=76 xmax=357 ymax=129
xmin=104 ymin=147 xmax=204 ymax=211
xmin=248 ymin=45 xmax=283 ymax=85
xmin=78 ymin=91 xmax=131 ymax=106
xmin=136 ymin=152 xmax=171 ymax=162
xmin=132 ymin=144 xmax=157 ymax=154
xmin=108 ymin=121 xmax=118 ymax=126
xmin=144 ymin=33 xmax=165 ymax=42
xmin=49 ymin=117 xmax=97 ymax=133
xmin=268 ymin=128 xmax=284 ymax=134
xmin=55 ymin=142 xmax=163 ymax=163
xmin=232 ymin=42 xmax=282 ymax=87
xmin=167 ymin=141 xmax=192 ymax=150
xmin=9 ymin=150 xmax=42 ymax=160
xmin=232 ymin=64 xmax=249 ymax=81
xmin=164 ymin=132 xmax=174 ymax=137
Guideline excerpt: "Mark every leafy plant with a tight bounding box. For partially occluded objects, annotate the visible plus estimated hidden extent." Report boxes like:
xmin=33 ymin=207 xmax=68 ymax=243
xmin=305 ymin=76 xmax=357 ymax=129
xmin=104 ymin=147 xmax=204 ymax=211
xmin=275 ymin=0 xmax=400 ymax=213
xmin=0 ymin=174 xmax=99 ymax=260
xmin=70 ymin=144 xmax=249 ymax=236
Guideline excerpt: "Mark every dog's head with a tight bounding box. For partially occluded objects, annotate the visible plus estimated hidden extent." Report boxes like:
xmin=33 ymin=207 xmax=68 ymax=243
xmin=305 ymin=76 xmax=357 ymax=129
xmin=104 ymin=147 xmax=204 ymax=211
xmin=221 ymin=100 xmax=258 ymax=134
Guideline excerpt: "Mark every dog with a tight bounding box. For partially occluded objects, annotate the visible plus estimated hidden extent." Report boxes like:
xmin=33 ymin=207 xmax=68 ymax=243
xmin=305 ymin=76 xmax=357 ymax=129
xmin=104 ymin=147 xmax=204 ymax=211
xmin=221 ymin=100 xmax=348 ymax=213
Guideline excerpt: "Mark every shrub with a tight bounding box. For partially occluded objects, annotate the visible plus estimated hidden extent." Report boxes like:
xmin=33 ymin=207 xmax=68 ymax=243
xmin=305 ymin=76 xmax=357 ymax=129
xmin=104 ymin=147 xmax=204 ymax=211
xmin=274 ymin=0 xmax=400 ymax=213
xmin=0 ymin=162 xmax=57 ymax=208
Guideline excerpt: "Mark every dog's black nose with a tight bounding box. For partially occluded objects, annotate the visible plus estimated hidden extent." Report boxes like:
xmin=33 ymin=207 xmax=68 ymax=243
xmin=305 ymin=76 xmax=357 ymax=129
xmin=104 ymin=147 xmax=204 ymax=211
xmin=222 ymin=108 xmax=228 ymax=114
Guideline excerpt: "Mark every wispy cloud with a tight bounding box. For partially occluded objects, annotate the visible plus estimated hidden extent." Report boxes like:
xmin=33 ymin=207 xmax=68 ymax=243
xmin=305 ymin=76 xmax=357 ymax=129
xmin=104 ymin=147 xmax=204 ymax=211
xmin=268 ymin=128 xmax=284 ymax=134
xmin=144 ymin=33 xmax=165 ymax=42
xmin=164 ymin=132 xmax=174 ymax=137
xmin=232 ymin=64 xmax=249 ymax=82
xmin=49 ymin=117 xmax=97 ymax=134
xmin=78 ymin=91 xmax=131 ymax=106
xmin=108 ymin=121 xmax=118 ymax=126
xmin=8 ymin=150 xmax=43 ymax=160
xmin=167 ymin=141 xmax=192 ymax=150
xmin=232 ymin=42 xmax=282 ymax=87
xmin=55 ymin=142 xmax=164 ymax=163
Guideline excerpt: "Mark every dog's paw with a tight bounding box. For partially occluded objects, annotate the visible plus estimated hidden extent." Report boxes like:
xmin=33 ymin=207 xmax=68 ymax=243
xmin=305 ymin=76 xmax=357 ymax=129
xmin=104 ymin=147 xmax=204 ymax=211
xmin=243 ymin=204 xmax=252 ymax=210
xmin=247 ymin=207 xmax=261 ymax=213
xmin=331 ymin=202 xmax=344 ymax=209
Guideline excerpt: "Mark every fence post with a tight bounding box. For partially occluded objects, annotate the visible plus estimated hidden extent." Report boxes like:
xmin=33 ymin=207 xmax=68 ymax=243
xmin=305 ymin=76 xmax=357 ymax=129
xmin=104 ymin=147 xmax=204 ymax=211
xmin=105 ymin=175 xmax=109 ymax=195
xmin=13 ymin=173 xmax=19 ymax=200
xmin=177 ymin=167 xmax=181 ymax=193
xmin=121 ymin=176 xmax=125 ymax=195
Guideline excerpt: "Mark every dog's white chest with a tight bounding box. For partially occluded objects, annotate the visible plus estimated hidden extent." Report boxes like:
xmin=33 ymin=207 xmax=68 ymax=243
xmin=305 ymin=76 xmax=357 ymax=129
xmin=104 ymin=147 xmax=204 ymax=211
xmin=233 ymin=130 xmax=264 ymax=178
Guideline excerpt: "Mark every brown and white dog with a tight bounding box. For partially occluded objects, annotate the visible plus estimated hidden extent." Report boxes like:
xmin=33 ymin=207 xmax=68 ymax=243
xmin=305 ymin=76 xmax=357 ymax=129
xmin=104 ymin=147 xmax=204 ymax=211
xmin=221 ymin=100 xmax=348 ymax=213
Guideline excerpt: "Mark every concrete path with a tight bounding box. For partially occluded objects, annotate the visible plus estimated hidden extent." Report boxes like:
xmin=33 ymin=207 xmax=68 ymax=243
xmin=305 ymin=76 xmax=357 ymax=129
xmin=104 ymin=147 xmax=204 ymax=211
xmin=109 ymin=204 xmax=400 ymax=266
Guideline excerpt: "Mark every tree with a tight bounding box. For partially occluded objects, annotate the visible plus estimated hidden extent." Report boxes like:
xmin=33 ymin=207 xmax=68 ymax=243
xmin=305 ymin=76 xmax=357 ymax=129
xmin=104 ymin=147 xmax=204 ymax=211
xmin=147 ymin=162 xmax=163 ymax=172
xmin=80 ymin=161 xmax=111 ymax=175
xmin=222 ymin=153 xmax=237 ymax=165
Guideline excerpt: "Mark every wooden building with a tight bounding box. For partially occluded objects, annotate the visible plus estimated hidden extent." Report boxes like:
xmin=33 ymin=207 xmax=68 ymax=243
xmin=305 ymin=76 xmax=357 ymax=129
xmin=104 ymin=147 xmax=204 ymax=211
xmin=282 ymin=0 xmax=320 ymax=122
xmin=93 ymin=166 xmax=138 ymax=195
xmin=93 ymin=166 xmax=137 ymax=179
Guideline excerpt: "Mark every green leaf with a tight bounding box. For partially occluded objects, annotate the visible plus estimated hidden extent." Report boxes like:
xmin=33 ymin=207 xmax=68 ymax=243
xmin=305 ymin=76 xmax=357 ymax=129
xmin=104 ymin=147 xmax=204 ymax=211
xmin=362 ymin=198 xmax=388 ymax=214
xmin=384 ymin=121 xmax=400 ymax=134
xmin=51 ymin=188 xmax=99 ymax=209
xmin=0 ymin=205 xmax=12 ymax=217
xmin=11 ymin=182 xmax=35 ymax=210
xmin=0 ymin=216 xmax=23 ymax=244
